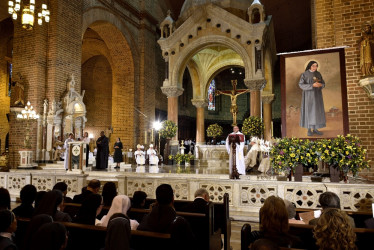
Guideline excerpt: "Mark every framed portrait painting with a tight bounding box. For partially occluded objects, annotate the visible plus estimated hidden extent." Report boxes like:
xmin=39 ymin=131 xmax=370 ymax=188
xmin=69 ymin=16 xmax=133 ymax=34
xmin=280 ymin=47 xmax=349 ymax=138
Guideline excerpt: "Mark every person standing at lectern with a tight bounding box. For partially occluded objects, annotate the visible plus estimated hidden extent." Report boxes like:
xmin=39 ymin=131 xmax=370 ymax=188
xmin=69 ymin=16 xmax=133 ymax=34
xmin=96 ymin=131 xmax=109 ymax=169
xmin=226 ymin=126 xmax=246 ymax=176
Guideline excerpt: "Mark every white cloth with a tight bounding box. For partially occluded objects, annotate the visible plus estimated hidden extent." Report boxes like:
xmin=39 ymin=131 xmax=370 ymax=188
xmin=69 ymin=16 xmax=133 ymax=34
xmin=97 ymin=195 xmax=139 ymax=230
xmin=82 ymin=137 xmax=90 ymax=143
xmin=245 ymin=143 xmax=260 ymax=169
xmin=258 ymin=156 xmax=270 ymax=173
xmin=134 ymin=150 xmax=145 ymax=165
xmin=147 ymin=149 xmax=159 ymax=165
xmin=63 ymin=138 xmax=74 ymax=170
xmin=226 ymin=132 xmax=245 ymax=175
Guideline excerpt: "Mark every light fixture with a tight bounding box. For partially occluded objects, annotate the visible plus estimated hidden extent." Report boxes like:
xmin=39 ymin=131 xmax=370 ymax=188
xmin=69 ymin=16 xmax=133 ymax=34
xmin=8 ymin=0 xmax=50 ymax=30
xmin=17 ymin=101 xmax=39 ymax=149
xmin=359 ymin=77 xmax=374 ymax=99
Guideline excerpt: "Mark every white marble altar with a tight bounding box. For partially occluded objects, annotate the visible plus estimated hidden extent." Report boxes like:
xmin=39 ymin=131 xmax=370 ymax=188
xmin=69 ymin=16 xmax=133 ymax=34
xmin=3 ymin=165 xmax=373 ymax=221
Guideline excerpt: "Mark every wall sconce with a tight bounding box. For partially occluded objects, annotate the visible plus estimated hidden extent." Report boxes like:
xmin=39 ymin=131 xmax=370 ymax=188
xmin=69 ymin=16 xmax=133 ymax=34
xmin=359 ymin=77 xmax=374 ymax=99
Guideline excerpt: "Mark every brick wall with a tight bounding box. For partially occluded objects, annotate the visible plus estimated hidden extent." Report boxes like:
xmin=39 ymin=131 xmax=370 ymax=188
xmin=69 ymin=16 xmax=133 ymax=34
xmin=314 ymin=0 xmax=374 ymax=176
xmin=0 ymin=19 xmax=12 ymax=154
xmin=81 ymin=55 xmax=112 ymax=139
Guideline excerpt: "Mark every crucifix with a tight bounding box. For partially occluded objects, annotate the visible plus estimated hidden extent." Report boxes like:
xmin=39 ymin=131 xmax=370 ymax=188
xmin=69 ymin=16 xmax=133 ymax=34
xmin=215 ymin=80 xmax=250 ymax=126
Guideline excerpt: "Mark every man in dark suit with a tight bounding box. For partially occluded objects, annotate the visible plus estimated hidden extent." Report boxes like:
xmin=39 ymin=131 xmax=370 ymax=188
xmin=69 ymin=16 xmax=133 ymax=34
xmin=183 ymin=188 xmax=210 ymax=214
xmin=72 ymin=179 xmax=101 ymax=204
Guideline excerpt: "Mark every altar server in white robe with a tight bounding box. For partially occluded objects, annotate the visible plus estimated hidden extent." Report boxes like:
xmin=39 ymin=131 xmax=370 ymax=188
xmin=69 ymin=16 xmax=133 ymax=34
xmin=134 ymin=144 xmax=145 ymax=166
xmin=147 ymin=144 xmax=159 ymax=165
xmin=226 ymin=125 xmax=246 ymax=175
xmin=63 ymin=133 xmax=75 ymax=170
xmin=245 ymin=137 xmax=261 ymax=170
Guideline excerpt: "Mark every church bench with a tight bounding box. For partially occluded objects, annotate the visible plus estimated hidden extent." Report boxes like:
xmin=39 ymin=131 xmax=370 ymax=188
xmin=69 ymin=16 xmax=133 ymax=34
xmin=131 ymin=192 xmax=231 ymax=250
xmin=128 ymin=203 xmax=222 ymax=250
xmin=241 ymin=222 xmax=374 ymax=250
xmin=295 ymin=208 xmax=372 ymax=228
xmin=15 ymin=217 xmax=172 ymax=250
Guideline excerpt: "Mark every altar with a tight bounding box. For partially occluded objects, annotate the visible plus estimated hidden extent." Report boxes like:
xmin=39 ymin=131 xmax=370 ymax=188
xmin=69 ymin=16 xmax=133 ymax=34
xmin=2 ymin=164 xmax=373 ymax=221
xmin=195 ymin=145 xmax=249 ymax=172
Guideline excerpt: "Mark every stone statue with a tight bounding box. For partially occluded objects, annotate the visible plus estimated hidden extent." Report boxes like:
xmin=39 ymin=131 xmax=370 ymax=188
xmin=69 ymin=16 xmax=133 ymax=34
xmin=216 ymin=80 xmax=250 ymax=126
xmin=359 ymin=22 xmax=374 ymax=76
xmin=12 ymin=73 xmax=25 ymax=107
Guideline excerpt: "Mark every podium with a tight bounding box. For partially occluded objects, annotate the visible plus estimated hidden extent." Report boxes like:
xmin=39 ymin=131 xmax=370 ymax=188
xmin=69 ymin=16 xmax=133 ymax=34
xmin=67 ymin=142 xmax=88 ymax=173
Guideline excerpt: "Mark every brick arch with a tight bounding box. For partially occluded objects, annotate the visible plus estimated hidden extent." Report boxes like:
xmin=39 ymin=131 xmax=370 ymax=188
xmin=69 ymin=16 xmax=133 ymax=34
xmin=82 ymin=21 xmax=136 ymax=150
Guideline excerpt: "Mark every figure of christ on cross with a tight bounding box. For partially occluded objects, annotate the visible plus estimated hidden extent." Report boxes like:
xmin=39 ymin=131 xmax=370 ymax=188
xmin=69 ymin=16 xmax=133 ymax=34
xmin=215 ymin=80 xmax=250 ymax=126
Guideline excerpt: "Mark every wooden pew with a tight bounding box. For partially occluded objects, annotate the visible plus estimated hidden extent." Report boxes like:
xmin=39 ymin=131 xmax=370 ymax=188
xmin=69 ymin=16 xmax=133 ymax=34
xmin=241 ymin=222 xmax=374 ymax=250
xmin=131 ymin=192 xmax=231 ymax=250
xmin=16 ymin=217 xmax=172 ymax=250
xmin=127 ymin=204 xmax=221 ymax=250
xmin=64 ymin=192 xmax=231 ymax=250
xmin=295 ymin=208 xmax=372 ymax=228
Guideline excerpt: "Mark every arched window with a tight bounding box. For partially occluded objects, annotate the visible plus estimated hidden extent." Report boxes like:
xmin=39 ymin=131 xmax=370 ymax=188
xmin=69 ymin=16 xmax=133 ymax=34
xmin=208 ymin=79 xmax=216 ymax=111
xmin=251 ymin=8 xmax=261 ymax=24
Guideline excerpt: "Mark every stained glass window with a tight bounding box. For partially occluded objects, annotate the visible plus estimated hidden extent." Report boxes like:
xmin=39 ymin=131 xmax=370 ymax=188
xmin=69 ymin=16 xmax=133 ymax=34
xmin=208 ymin=79 xmax=216 ymax=111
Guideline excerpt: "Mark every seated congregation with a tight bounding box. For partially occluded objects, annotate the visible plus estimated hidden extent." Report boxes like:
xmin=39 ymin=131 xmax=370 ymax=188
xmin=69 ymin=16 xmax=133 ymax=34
xmin=241 ymin=192 xmax=374 ymax=250
xmin=0 ymin=180 xmax=226 ymax=250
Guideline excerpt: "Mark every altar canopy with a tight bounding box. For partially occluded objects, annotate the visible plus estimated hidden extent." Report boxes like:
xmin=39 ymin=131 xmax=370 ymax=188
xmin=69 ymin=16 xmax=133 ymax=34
xmin=158 ymin=0 xmax=277 ymax=144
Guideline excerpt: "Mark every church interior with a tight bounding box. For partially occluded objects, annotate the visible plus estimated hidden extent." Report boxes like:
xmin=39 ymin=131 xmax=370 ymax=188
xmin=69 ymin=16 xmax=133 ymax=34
xmin=1 ymin=0 xmax=374 ymax=249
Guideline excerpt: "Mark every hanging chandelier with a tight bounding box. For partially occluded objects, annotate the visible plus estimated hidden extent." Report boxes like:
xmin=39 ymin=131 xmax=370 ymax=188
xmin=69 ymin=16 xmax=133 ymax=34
xmin=8 ymin=0 xmax=50 ymax=30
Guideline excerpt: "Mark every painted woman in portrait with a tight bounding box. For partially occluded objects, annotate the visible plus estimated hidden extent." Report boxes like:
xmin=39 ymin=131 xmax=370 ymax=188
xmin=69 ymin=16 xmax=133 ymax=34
xmin=299 ymin=61 xmax=326 ymax=136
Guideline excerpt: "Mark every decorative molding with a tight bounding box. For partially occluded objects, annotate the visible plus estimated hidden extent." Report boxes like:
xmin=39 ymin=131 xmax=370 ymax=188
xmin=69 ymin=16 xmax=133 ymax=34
xmin=359 ymin=77 xmax=374 ymax=100
xmin=262 ymin=94 xmax=275 ymax=104
xmin=191 ymin=99 xmax=208 ymax=108
xmin=161 ymin=86 xmax=184 ymax=97
xmin=244 ymin=78 xmax=267 ymax=91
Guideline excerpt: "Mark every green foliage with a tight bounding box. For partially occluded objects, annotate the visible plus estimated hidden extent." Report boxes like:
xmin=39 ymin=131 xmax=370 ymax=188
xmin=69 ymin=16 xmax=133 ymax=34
xmin=159 ymin=120 xmax=178 ymax=139
xmin=317 ymin=134 xmax=370 ymax=176
xmin=206 ymin=123 xmax=223 ymax=138
xmin=242 ymin=116 xmax=264 ymax=137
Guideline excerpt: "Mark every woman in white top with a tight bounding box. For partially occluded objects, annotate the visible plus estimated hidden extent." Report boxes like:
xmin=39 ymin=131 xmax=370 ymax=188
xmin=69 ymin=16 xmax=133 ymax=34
xmin=97 ymin=195 xmax=139 ymax=230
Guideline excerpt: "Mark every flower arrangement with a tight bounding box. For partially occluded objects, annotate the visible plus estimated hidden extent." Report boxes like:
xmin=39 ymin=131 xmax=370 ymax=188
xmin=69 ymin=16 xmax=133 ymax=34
xmin=270 ymin=138 xmax=300 ymax=175
xmin=242 ymin=116 xmax=264 ymax=137
xmin=317 ymin=134 xmax=370 ymax=176
xmin=206 ymin=124 xmax=223 ymax=138
xmin=159 ymin=120 xmax=178 ymax=139
xmin=299 ymin=139 xmax=320 ymax=167
xmin=170 ymin=153 xmax=194 ymax=164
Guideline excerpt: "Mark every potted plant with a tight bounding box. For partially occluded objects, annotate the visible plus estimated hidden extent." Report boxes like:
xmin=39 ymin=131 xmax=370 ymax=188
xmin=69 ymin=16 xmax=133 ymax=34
xmin=168 ymin=154 xmax=174 ymax=165
xmin=206 ymin=124 xmax=223 ymax=145
xmin=242 ymin=116 xmax=264 ymax=138
xmin=184 ymin=153 xmax=195 ymax=166
xmin=318 ymin=135 xmax=370 ymax=182
xmin=270 ymin=137 xmax=303 ymax=181
xmin=159 ymin=120 xmax=178 ymax=163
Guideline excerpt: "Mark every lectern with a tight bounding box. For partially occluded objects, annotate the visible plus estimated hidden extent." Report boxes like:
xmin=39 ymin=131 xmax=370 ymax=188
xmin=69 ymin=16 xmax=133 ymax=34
xmin=67 ymin=141 xmax=88 ymax=173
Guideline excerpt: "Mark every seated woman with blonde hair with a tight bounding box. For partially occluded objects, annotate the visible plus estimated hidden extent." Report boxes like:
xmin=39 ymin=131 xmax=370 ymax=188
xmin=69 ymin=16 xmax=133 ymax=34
xmin=313 ymin=208 xmax=357 ymax=250
xmin=97 ymin=195 xmax=139 ymax=230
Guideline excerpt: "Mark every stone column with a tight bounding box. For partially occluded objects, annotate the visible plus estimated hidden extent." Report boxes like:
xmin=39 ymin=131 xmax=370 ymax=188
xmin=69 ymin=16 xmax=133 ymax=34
xmin=262 ymin=94 xmax=275 ymax=141
xmin=161 ymin=85 xmax=184 ymax=144
xmin=244 ymin=78 xmax=266 ymax=118
xmin=191 ymin=99 xmax=207 ymax=145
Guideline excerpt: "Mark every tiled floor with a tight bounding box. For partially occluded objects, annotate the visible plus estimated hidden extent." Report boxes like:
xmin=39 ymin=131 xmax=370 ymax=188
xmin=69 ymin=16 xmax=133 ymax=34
xmin=230 ymin=220 xmax=259 ymax=250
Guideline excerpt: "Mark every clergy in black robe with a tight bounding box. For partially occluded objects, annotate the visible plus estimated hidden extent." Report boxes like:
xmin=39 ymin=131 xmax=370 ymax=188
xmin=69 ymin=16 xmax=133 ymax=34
xmin=113 ymin=138 xmax=123 ymax=168
xmin=299 ymin=61 xmax=326 ymax=136
xmin=96 ymin=131 xmax=109 ymax=169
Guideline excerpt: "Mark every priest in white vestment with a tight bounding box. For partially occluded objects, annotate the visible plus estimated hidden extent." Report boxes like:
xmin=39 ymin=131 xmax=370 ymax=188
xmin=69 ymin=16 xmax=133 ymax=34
xmin=63 ymin=133 xmax=75 ymax=170
xmin=226 ymin=125 xmax=246 ymax=175
xmin=147 ymin=144 xmax=159 ymax=165
xmin=245 ymin=137 xmax=260 ymax=170
xmin=134 ymin=144 xmax=145 ymax=166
